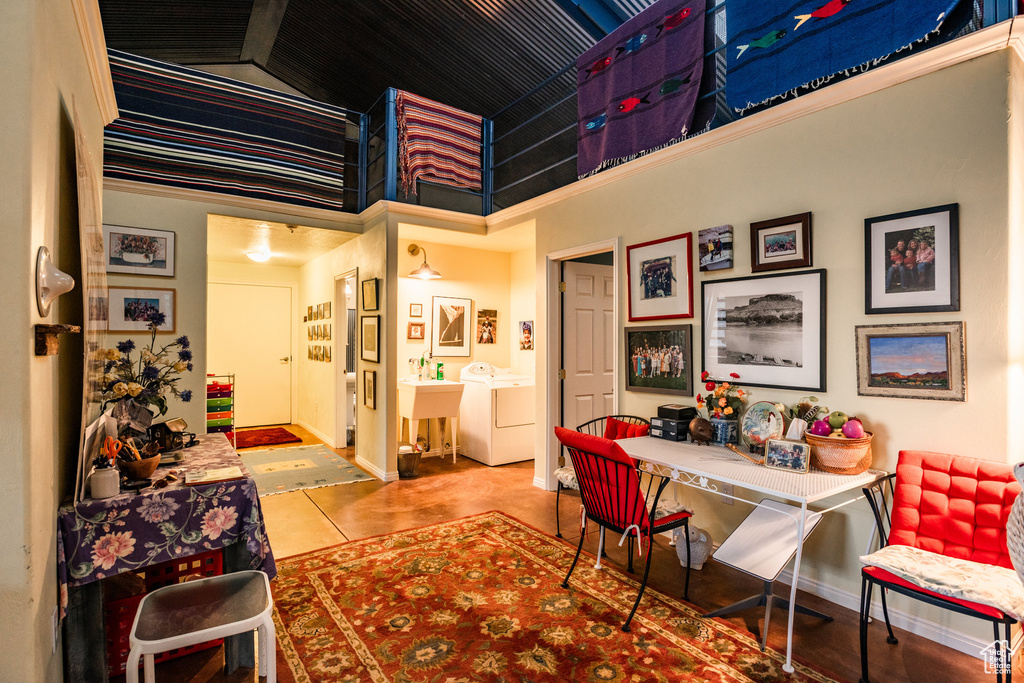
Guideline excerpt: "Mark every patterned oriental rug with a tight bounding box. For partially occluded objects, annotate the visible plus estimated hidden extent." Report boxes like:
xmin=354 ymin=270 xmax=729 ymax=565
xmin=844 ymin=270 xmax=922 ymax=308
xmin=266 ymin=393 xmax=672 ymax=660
xmin=235 ymin=427 xmax=303 ymax=450
xmin=271 ymin=511 xmax=838 ymax=682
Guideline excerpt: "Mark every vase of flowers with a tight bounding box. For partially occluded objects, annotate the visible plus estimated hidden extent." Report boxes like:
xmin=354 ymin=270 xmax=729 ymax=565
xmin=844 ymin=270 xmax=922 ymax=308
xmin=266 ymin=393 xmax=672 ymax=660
xmin=696 ymin=371 xmax=747 ymax=446
xmin=100 ymin=311 xmax=193 ymax=438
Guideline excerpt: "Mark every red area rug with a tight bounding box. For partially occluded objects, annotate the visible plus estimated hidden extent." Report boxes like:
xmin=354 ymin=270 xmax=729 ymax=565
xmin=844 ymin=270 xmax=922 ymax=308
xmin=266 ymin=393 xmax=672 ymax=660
xmin=271 ymin=511 xmax=838 ymax=682
xmin=234 ymin=427 xmax=301 ymax=450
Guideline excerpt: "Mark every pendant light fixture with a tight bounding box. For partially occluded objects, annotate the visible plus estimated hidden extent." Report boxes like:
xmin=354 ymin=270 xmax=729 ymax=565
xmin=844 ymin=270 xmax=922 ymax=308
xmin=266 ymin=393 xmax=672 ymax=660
xmin=407 ymin=243 xmax=441 ymax=279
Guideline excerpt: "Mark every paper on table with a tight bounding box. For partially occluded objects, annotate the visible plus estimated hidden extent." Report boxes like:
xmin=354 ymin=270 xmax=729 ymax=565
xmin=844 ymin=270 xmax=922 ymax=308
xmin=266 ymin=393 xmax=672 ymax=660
xmin=184 ymin=466 xmax=244 ymax=486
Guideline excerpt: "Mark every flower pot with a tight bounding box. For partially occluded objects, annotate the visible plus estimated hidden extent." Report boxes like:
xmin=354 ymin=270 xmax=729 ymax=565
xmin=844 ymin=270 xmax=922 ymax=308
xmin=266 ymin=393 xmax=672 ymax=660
xmin=709 ymin=417 xmax=739 ymax=446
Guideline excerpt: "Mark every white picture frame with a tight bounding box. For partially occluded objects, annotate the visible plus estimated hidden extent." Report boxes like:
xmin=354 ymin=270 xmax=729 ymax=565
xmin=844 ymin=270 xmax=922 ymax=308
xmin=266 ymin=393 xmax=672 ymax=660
xmin=102 ymin=224 xmax=175 ymax=276
xmin=431 ymin=295 xmax=472 ymax=357
xmin=107 ymin=287 xmax=175 ymax=333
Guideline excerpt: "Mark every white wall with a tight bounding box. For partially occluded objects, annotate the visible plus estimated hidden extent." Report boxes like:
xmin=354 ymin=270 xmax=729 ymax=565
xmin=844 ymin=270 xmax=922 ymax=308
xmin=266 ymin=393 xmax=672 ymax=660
xmin=510 ymin=243 xmax=537 ymax=377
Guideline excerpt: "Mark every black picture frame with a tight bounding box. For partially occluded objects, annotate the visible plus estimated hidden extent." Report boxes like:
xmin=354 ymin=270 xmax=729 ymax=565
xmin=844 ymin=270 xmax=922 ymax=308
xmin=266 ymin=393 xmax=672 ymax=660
xmin=701 ymin=269 xmax=826 ymax=392
xmin=364 ymin=370 xmax=376 ymax=409
xmin=362 ymin=277 xmax=380 ymax=311
xmin=864 ymin=203 xmax=959 ymax=314
xmin=750 ymin=212 xmax=812 ymax=272
xmin=360 ymin=314 xmax=380 ymax=363
xmin=625 ymin=324 xmax=693 ymax=396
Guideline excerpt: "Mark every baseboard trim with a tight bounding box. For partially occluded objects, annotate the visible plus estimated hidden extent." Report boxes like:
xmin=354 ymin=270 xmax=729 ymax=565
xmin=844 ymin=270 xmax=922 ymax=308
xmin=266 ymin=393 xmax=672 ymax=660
xmin=295 ymin=420 xmax=337 ymax=449
xmin=355 ymin=455 xmax=394 ymax=482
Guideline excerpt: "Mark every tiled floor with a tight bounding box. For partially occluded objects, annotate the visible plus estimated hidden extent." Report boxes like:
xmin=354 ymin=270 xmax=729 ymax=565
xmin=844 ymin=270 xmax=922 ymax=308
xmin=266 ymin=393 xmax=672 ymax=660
xmin=139 ymin=425 xmax=1009 ymax=682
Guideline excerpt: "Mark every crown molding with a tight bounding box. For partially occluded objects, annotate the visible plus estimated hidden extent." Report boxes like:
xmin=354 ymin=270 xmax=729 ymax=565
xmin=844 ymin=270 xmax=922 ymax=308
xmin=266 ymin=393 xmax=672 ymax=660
xmin=486 ymin=22 xmax=1014 ymax=227
xmin=364 ymin=200 xmax=488 ymax=230
xmin=1010 ymin=17 xmax=1024 ymax=63
xmin=70 ymin=0 xmax=118 ymax=125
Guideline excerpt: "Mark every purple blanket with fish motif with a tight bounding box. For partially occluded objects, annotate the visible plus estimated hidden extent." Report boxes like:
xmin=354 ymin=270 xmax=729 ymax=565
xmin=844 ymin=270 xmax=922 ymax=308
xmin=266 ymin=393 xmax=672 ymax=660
xmin=576 ymin=0 xmax=706 ymax=177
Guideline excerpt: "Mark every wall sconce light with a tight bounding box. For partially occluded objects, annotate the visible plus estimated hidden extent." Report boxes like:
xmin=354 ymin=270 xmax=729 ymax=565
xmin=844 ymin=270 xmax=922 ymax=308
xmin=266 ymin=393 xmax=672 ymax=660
xmin=36 ymin=246 xmax=75 ymax=317
xmin=408 ymin=243 xmax=441 ymax=280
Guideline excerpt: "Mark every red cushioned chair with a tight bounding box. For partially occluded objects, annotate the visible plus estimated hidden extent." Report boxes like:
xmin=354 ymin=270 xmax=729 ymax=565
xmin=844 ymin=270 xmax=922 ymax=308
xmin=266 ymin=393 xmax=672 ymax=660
xmin=859 ymin=450 xmax=1022 ymax=683
xmin=553 ymin=416 xmax=649 ymax=538
xmin=554 ymin=425 xmax=690 ymax=632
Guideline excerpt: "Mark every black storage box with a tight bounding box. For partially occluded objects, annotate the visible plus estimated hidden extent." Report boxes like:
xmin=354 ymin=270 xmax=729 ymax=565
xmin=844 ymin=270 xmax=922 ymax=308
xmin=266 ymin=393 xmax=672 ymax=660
xmin=658 ymin=404 xmax=697 ymax=421
xmin=650 ymin=416 xmax=689 ymax=441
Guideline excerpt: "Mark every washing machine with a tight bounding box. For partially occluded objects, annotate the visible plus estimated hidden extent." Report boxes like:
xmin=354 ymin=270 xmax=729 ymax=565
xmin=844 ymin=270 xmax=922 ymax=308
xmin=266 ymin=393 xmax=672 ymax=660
xmin=459 ymin=362 xmax=535 ymax=466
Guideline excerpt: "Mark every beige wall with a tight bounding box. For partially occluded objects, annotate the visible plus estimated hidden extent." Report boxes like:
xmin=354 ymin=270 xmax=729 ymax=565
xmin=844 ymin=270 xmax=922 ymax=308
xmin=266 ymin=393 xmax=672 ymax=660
xmin=489 ymin=51 xmax=1015 ymax=647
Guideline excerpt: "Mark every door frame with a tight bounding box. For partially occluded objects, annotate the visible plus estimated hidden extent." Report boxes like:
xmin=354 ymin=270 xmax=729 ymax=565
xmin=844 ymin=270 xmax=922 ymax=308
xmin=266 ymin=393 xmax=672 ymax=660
xmin=541 ymin=237 xmax=620 ymax=491
xmin=334 ymin=269 xmax=358 ymax=449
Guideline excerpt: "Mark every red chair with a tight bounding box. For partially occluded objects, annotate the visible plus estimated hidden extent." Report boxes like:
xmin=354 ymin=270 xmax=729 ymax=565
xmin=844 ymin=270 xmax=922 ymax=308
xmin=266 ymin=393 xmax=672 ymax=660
xmin=554 ymin=426 xmax=691 ymax=631
xmin=859 ymin=451 xmax=1022 ymax=683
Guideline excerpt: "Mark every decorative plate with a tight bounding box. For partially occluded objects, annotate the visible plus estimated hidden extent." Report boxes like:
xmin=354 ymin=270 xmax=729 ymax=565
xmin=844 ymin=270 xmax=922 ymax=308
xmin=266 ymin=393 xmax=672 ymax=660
xmin=740 ymin=401 xmax=785 ymax=447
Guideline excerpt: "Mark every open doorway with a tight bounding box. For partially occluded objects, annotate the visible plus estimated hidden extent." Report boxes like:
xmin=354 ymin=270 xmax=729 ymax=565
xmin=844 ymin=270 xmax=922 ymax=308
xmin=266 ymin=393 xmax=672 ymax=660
xmin=335 ymin=271 xmax=357 ymax=450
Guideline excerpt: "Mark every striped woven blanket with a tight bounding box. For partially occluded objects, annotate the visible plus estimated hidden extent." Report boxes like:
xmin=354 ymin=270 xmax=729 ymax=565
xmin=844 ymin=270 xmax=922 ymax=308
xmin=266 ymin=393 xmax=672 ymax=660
xmin=104 ymin=50 xmax=348 ymax=211
xmin=396 ymin=91 xmax=482 ymax=196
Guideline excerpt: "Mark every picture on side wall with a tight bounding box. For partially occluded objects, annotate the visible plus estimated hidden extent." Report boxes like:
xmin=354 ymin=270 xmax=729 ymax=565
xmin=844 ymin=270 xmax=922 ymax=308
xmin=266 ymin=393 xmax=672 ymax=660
xmin=307 ymin=327 xmax=313 ymax=341
xmin=324 ymin=302 xmax=331 ymax=319
xmin=476 ymin=309 xmax=497 ymax=344
xmin=519 ymin=321 xmax=534 ymax=350
xmin=325 ymin=324 xmax=331 ymax=341
xmin=626 ymin=232 xmax=694 ymax=321
xmin=308 ymin=346 xmax=313 ymax=360
xmin=410 ymin=303 xmax=423 ymax=318
xmin=625 ymin=324 xmax=692 ymax=395
xmin=750 ymin=212 xmax=812 ymax=272
xmin=308 ymin=305 xmax=313 ymax=320
xmin=698 ymin=224 xmax=733 ymax=272
xmin=855 ymin=321 xmax=965 ymax=401
xmin=103 ymin=225 xmax=175 ymax=276
xmin=432 ymin=296 xmax=472 ymax=357
xmin=361 ymin=315 xmax=380 ymax=363
xmin=107 ymin=287 xmax=176 ymax=333
xmin=364 ymin=370 xmax=376 ymax=409
xmin=325 ymin=345 xmax=331 ymax=363
xmin=408 ymin=322 xmax=425 ymax=340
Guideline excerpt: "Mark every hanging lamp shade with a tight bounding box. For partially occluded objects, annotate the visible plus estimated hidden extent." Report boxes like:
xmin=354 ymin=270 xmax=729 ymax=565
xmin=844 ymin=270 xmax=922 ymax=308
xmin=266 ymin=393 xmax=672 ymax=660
xmin=408 ymin=243 xmax=441 ymax=279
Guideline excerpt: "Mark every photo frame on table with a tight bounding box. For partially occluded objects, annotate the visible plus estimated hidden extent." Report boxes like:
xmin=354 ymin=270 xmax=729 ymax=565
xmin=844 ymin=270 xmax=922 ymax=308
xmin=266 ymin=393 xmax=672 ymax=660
xmin=432 ymin=295 xmax=472 ymax=357
xmin=626 ymin=232 xmax=693 ymax=321
xmin=701 ymin=269 xmax=826 ymax=391
xmin=362 ymin=278 xmax=380 ymax=311
xmin=408 ymin=322 xmax=425 ymax=340
xmin=361 ymin=315 xmax=380 ymax=363
xmin=865 ymin=203 xmax=959 ymax=314
xmin=625 ymin=324 xmax=692 ymax=395
xmin=410 ymin=303 xmax=423 ymax=318
xmin=855 ymin=321 xmax=965 ymax=401
xmin=364 ymin=370 xmax=376 ymax=409
xmin=102 ymin=225 xmax=175 ymax=276
xmin=750 ymin=212 xmax=812 ymax=272
xmin=107 ymin=287 xmax=176 ymax=333
xmin=764 ymin=439 xmax=811 ymax=473
xmin=698 ymin=224 xmax=733 ymax=272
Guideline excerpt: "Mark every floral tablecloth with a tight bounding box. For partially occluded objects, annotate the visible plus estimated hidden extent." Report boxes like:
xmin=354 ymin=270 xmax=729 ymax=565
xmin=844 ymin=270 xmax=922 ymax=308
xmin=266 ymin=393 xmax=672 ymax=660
xmin=57 ymin=433 xmax=276 ymax=618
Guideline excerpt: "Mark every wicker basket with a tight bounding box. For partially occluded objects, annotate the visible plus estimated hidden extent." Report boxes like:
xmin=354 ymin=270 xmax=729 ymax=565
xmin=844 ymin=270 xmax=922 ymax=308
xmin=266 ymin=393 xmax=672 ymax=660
xmin=804 ymin=431 xmax=873 ymax=475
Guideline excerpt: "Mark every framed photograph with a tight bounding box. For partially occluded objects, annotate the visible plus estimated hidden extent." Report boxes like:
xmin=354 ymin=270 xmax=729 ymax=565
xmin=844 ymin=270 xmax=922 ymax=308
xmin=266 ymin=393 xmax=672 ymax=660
xmin=698 ymin=224 xmax=733 ymax=272
xmin=625 ymin=324 xmax=692 ymax=395
xmin=432 ymin=296 xmax=472 ymax=357
xmin=750 ymin=212 xmax=812 ymax=272
xmin=308 ymin=346 xmax=313 ymax=360
xmin=627 ymin=232 xmax=694 ymax=321
xmin=519 ymin=321 xmax=534 ymax=350
xmin=325 ymin=345 xmax=331 ymax=363
xmin=324 ymin=302 xmax=331 ymax=319
xmin=317 ymin=303 xmax=324 ymax=320
xmin=855 ymin=321 xmax=965 ymax=401
xmin=476 ymin=309 xmax=497 ymax=344
xmin=865 ymin=203 xmax=959 ymax=314
xmin=103 ymin=225 xmax=175 ymax=276
xmin=765 ymin=439 xmax=811 ymax=473
xmin=410 ymin=303 xmax=423 ymax=318
xmin=307 ymin=326 xmax=313 ymax=341
xmin=308 ymin=305 xmax=313 ymax=320
xmin=408 ymin=322 xmax=425 ymax=340
xmin=315 ymin=345 xmax=323 ymax=361
xmin=362 ymin=278 xmax=379 ymax=311
xmin=364 ymin=370 xmax=377 ymax=409
xmin=361 ymin=315 xmax=380 ymax=363
xmin=701 ymin=269 xmax=826 ymax=391
xmin=107 ymin=287 xmax=175 ymax=333
xmin=325 ymin=324 xmax=331 ymax=341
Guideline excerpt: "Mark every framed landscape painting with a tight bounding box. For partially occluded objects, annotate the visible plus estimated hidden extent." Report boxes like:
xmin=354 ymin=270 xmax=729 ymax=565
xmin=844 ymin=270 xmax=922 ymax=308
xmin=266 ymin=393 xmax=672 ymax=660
xmin=626 ymin=232 xmax=693 ymax=321
xmin=625 ymin=325 xmax=692 ymax=396
xmin=701 ymin=270 xmax=826 ymax=391
xmin=855 ymin=321 xmax=965 ymax=401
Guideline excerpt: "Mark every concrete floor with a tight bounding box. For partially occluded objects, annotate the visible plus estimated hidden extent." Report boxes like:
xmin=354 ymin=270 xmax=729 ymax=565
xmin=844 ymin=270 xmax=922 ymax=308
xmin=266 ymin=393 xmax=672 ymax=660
xmin=135 ymin=425 xmax=1008 ymax=682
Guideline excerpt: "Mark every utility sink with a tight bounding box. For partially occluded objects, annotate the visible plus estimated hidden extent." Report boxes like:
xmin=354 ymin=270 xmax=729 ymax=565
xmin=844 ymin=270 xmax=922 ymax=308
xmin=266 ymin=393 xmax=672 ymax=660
xmin=398 ymin=380 xmax=465 ymax=420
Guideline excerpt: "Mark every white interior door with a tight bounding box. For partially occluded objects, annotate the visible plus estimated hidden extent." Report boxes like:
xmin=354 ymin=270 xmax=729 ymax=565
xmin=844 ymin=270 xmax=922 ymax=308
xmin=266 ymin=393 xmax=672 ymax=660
xmin=335 ymin=273 xmax=357 ymax=448
xmin=207 ymin=282 xmax=292 ymax=427
xmin=563 ymin=260 xmax=615 ymax=430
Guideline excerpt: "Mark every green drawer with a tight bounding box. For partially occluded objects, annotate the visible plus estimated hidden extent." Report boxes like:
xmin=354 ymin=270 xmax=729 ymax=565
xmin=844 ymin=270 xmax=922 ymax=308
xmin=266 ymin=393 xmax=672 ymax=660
xmin=206 ymin=417 xmax=233 ymax=427
xmin=207 ymin=398 xmax=233 ymax=408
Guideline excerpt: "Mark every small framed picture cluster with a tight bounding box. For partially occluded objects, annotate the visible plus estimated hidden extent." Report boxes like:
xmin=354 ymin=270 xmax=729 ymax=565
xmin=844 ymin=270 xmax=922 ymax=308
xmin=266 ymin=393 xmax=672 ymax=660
xmin=307 ymin=300 xmax=332 ymax=362
xmin=102 ymin=225 xmax=177 ymax=333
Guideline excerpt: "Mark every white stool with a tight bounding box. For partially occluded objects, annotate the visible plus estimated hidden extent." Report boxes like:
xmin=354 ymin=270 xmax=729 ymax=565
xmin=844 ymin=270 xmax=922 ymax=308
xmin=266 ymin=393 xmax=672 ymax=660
xmin=126 ymin=570 xmax=276 ymax=683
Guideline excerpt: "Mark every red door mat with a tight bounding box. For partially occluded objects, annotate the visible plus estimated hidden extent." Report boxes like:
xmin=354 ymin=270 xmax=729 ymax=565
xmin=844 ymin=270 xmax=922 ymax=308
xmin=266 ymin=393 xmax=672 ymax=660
xmin=234 ymin=427 xmax=302 ymax=449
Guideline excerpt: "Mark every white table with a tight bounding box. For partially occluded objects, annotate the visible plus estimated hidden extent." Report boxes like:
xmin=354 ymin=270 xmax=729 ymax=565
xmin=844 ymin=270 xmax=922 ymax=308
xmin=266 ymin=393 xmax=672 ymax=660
xmin=617 ymin=436 xmax=887 ymax=674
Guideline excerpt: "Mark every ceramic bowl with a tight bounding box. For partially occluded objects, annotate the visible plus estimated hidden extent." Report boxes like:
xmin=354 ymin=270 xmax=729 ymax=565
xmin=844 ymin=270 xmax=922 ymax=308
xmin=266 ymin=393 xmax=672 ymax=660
xmin=117 ymin=454 xmax=161 ymax=481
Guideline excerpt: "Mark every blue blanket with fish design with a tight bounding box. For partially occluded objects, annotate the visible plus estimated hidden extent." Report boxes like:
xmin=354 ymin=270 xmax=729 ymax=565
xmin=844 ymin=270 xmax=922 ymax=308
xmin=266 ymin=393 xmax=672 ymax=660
xmin=726 ymin=0 xmax=963 ymax=113
xmin=576 ymin=0 xmax=706 ymax=177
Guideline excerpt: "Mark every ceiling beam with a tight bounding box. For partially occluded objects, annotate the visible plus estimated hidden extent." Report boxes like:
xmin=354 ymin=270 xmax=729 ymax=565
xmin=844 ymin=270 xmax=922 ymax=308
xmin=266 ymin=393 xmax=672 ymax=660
xmin=551 ymin=0 xmax=627 ymax=40
xmin=240 ymin=0 xmax=290 ymax=65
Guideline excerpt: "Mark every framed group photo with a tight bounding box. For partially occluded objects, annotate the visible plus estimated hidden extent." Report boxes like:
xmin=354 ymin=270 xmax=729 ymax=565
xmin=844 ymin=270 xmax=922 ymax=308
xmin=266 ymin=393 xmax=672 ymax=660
xmin=865 ymin=203 xmax=959 ymax=314
xmin=701 ymin=270 xmax=826 ymax=391
xmin=855 ymin=321 xmax=966 ymax=401
xmin=750 ymin=212 xmax=812 ymax=272
xmin=432 ymin=295 xmax=472 ymax=357
xmin=107 ymin=287 xmax=176 ymax=333
xmin=626 ymin=232 xmax=693 ymax=321
xmin=625 ymin=324 xmax=693 ymax=395
xmin=103 ymin=225 xmax=175 ymax=277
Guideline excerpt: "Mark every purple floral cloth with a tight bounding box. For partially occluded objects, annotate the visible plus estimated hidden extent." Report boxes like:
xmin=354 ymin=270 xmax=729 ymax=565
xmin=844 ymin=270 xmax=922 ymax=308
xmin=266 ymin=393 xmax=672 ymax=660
xmin=57 ymin=433 xmax=276 ymax=618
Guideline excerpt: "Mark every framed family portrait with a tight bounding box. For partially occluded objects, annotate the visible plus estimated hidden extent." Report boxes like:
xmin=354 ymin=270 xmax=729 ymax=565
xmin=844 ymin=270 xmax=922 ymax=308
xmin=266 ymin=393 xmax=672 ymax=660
xmin=361 ymin=315 xmax=380 ymax=363
xmin=865 ymin=203 xmax=959 ymax=314
xmin=103 ymin=225 xmax=175 ymax=276
xmin=626 ymin=232 xmax=694 ymax=321
xmin=432 ymin=295 xmax=472 ymax=357
xmin=625 ymin=325 xmax=692 ymax=395
xmin=407 ymin=322 xmax=425 ymax=340
xmin=364 ymin=370 xmax=376 ymax=409
xmin=855 ymin=321 xmax=965 ymax=401
xmin=107 ymin=287 xmax=176 ymax=333
xmin=701 ymin=269 xmax=826 ymax=391
xmin=362 ymin=278 xmax=379 ymax=311
xmin=750 ymin=212 xmax=812 ymax=272
xmin=698 ymin=224 xmax=733 ymax=272
xmin=764 ymin=439 xmax=811 ymax=473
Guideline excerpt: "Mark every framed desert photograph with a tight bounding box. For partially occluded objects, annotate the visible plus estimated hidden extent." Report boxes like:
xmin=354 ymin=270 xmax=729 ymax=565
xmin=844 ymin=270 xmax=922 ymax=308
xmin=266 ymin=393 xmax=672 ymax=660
xmin=107 ymin=287 xmax=176 ymax=333
xmin=361 ymin=315 xmax=380 ymax=363
xmin=698 ymin=224 xmax=733 ymax=272
xmin=432 ymin=295 xmax=472 ymax=357
xmin=764 ymin=439 xmax=811 ymax=473
xmin=407 ymin=322 xmax=425 ymax=340
xmin=625 ymin=325 xmax=692 ymax=396
xmin=855 ymin=321 xmax=965 ymax=401
xmin=103 ymin=224 xmax=175 ymax=276
xmin=701 ymin=270 xmax=826 ymax=391
xmin=865 ymin=203 xmax=959 ymax=314
xmin=750 ymin=212 xmax=811 ymax=273
xmin=476 ymin=309 xmax=497 ymax=344
xmin=626 ymin=232 xmax=693 ymax=321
